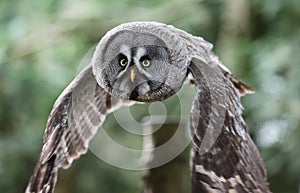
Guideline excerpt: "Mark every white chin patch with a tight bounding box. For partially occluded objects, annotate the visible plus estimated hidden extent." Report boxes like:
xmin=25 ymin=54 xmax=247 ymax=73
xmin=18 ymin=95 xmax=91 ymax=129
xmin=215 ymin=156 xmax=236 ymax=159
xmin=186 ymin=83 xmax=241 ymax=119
xmin=138 ymin=83 xmax=150 ymax=95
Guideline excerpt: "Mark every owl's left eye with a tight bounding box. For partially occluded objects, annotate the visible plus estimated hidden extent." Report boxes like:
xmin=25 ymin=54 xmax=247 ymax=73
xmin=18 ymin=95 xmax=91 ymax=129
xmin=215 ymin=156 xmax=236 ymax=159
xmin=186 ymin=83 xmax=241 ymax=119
xmin=141 ymin=59 xmax=151 ymax=67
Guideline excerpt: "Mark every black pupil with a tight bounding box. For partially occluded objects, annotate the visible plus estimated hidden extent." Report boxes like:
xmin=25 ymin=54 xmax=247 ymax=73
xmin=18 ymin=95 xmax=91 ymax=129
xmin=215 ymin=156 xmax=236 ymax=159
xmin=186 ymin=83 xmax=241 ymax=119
xmin=119 ymin=54 xmax=127 ymax=65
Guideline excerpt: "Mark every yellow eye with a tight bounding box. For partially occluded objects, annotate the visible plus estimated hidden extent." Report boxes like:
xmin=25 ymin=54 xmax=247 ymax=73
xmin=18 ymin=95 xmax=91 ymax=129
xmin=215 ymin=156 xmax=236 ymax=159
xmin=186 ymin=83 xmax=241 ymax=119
xmin=141 ymin=59 xmax=151 ymax=67
xmin=120 ymin=58 xmax=128 ymax=67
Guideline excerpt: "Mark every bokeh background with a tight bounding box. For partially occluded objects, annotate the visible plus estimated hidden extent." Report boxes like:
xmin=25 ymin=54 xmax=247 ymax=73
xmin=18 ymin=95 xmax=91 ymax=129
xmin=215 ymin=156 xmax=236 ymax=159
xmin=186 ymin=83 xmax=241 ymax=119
xmin=1 ymin=0 xmax=300 ymax=192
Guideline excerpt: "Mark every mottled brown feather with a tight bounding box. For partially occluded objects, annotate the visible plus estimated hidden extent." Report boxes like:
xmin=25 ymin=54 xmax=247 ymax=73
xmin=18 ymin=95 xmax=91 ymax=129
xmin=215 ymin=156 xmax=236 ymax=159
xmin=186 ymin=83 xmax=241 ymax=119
xmin=25 ymin=65 xmax=129 ymax=193
xmin=189 ymin=59 xmax=270 ymax=193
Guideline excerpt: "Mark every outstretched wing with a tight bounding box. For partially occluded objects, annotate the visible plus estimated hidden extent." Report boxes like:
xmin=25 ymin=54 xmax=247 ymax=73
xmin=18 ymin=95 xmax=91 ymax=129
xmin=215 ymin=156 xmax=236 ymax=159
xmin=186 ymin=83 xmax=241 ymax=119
xmin=25 ymin=65 xmax=132 ymax=193
xmin=185 ymin=61 xmax=254 ymax=97
xmin=188 ymin=58 xmax=270 ymax=193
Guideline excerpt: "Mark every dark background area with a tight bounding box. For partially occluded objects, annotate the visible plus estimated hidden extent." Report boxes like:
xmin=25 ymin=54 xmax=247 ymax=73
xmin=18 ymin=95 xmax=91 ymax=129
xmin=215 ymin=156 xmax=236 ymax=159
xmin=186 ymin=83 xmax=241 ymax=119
xmin=0 ymin=0 xmax=299 ymax=192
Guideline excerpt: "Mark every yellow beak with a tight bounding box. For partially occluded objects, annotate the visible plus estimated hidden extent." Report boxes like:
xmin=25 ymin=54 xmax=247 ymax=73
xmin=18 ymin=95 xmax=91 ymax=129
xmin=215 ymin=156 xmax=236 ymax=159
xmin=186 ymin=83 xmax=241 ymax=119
xmin=130 ymin=69 xmax=135 ymax=82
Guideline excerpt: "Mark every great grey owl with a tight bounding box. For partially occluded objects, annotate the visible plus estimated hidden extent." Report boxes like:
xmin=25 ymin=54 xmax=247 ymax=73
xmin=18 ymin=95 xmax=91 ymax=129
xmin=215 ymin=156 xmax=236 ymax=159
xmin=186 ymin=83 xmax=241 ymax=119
xmin=25 ymin=22 xmax=270 ymax=193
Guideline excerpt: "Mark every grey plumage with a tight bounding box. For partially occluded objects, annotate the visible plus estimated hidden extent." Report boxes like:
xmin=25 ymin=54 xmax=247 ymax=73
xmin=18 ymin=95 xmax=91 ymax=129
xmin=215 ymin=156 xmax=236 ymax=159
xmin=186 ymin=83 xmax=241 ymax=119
xmin=25 ymin=22 xmax=269 ymax=193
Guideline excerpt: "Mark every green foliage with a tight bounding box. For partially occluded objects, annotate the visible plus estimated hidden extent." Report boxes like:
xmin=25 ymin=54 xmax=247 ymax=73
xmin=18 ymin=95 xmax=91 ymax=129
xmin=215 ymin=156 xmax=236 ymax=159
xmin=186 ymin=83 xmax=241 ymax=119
xmin=0 ymin=0 xmax=299 ymax=193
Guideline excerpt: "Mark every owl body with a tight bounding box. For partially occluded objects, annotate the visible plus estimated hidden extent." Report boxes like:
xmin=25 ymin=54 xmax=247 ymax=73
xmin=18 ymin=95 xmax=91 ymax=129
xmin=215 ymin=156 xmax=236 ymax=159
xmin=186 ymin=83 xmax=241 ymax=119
xmin=26 ymin=22 xmax=270 ymax=193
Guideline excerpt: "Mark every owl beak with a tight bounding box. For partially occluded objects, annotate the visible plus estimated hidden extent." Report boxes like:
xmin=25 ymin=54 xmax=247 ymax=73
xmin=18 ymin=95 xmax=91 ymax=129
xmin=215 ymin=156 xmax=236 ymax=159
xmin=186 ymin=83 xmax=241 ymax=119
xmin=130 ymin=69 xmax=135 ymax=82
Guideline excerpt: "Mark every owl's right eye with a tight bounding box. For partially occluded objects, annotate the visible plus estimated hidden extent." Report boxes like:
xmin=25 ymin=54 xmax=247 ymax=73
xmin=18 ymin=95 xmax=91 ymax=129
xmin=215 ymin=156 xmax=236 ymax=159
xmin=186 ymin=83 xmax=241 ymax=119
xmin=119 ymin=58 xmax=128 ymax=67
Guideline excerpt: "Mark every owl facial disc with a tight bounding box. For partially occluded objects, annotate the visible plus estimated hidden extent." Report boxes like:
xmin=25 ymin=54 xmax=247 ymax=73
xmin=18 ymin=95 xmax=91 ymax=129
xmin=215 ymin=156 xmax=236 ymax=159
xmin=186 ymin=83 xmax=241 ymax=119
xmin=92 ymin=26 xmax=188 ymax=102
xmin=112 ymin=45 xmax=176 ymax=102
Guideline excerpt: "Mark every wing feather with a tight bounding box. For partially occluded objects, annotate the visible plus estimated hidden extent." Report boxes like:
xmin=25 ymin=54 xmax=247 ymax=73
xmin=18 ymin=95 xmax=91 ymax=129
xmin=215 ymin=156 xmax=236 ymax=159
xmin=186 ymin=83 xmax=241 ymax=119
xmin=188 ymin=58 xmax=270 ymax=193
xmin=25 ymin=65 xmax=132 ymax=193
xmin=182 ymin=33 xmax=254 ymax=96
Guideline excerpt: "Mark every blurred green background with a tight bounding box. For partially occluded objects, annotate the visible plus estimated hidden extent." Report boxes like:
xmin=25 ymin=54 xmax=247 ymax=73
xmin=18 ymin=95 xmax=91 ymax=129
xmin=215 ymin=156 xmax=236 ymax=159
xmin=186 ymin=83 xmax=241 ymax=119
xmin=1 ymin=0 xmax=300 ymax=192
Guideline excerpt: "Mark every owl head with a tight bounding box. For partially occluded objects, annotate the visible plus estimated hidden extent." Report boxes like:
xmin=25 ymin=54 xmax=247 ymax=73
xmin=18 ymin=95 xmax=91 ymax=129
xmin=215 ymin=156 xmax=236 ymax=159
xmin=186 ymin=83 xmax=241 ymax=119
xmin=92 ymin=22 xmax=189 ymax=102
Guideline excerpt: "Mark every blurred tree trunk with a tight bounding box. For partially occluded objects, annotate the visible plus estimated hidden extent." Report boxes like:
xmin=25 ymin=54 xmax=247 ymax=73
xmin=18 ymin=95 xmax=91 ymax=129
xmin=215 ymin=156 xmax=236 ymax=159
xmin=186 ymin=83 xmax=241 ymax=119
xmin=141 ymin=117 xmax=190 ymax=193
xmin=216 ymin=0 xmax=250 ymax=69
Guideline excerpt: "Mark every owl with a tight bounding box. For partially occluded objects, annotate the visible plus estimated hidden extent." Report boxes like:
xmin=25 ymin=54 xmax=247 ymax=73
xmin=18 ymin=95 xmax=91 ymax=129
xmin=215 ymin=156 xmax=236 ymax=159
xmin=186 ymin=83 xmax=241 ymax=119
xmin=25 ymin=22 xmax=270 ymax=193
